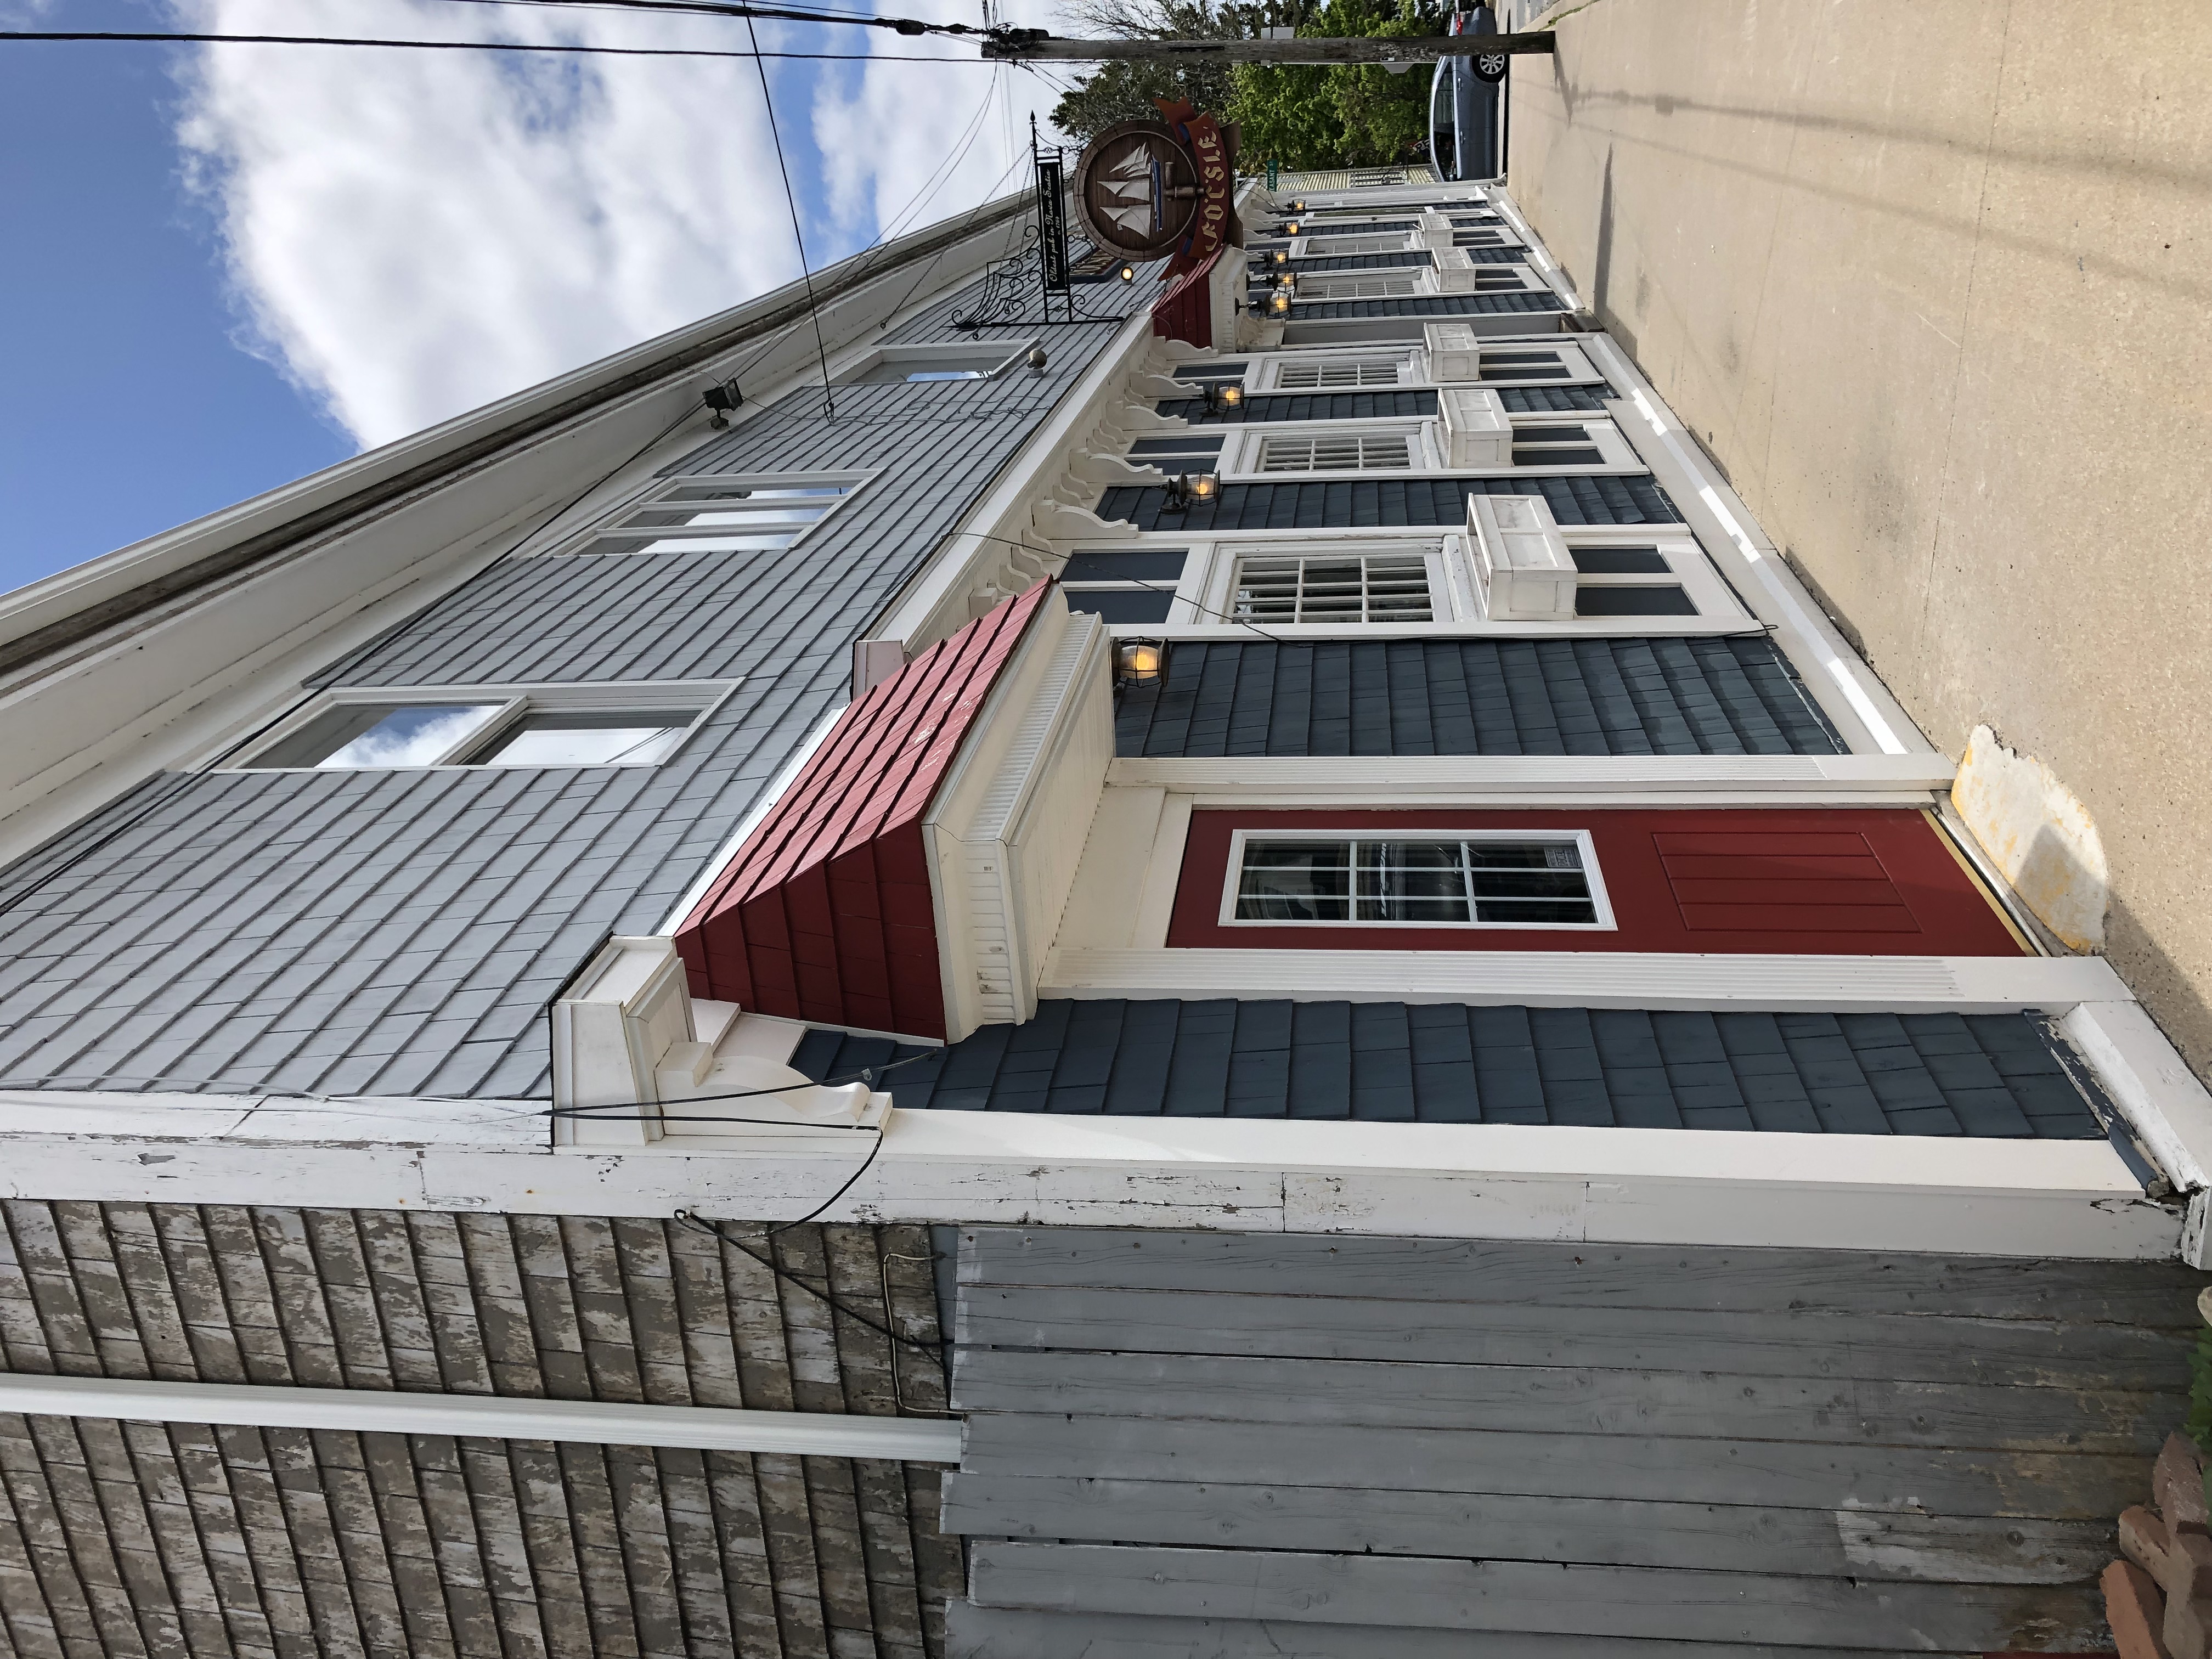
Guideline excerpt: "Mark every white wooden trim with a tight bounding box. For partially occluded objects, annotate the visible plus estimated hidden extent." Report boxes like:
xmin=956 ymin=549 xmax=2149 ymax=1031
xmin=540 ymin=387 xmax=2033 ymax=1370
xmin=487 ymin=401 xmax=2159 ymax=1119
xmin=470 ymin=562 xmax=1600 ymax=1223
xmin=2061 ymin=1001 xmax=2212 ymax=1198
xmin=657 ymin=703 xmax=847 ymax=933
xmin=1106 ymin=755 xmax=1956 ymax=802
xmin=1217 ymin=826 xmax=1617 ymax=933
xmin=0 ymin=1092 xmax=2171 ymax=1259
xmin=1038 ymin=947 xmax=2130 ymax=1012
xmin=0 ymin=1373 xmax=963 ymax=1461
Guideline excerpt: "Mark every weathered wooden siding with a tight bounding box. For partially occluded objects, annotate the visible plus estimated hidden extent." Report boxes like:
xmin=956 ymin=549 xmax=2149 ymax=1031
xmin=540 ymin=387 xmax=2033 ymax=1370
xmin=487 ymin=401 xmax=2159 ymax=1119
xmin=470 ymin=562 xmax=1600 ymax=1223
xmin=940 ymin=1225 xmax=2207 ymax=1657
xmin=0 ymin=1206 xmax=962 ymax=1659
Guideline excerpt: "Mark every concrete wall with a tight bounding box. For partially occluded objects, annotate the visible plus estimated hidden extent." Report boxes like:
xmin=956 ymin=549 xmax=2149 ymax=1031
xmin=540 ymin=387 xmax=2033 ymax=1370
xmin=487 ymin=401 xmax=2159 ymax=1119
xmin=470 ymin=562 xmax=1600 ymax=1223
xmin=1506 ymin=0 xmax=2212 ymax=1077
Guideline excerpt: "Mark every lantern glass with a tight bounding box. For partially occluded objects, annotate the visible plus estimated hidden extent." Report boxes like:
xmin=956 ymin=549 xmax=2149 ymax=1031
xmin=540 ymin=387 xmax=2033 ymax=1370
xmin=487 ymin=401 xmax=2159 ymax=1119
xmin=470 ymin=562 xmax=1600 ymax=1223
xmin=1187 ymin=472 xmax=1220 ymax=501
xmin=1269 ymin=291 xmax=1291 ymax=314
xmin=1115 ymin=639 xmax=1164 ymax=684
xmin=1118 ymin=263 xmax=1137 ymax=283
xmin=1217 ymin=383 xmax=1244 ymax=408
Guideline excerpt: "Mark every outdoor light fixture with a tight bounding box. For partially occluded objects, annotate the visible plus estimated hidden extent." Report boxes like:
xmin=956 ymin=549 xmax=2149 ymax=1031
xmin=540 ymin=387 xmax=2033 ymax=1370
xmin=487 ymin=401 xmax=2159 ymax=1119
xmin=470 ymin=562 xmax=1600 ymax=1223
xmin=1283 ymin=220 xmax=1301 ymax=235
xmin=1026 ymin=346 xmax=1049 ymax=370
xmin=1204 ymin=382 xmax=1245 ymax=413
xmin=1114 ymin=638 xmax=1165 ymax=686
xmin=701 ymin=381 xmax=742 ymax=429
xmin=1271 ymin=249 xmax=1289 ymax=266
xmin=1268 ymin=290 xmax=1292 ymax=315
xmin=1164 ymin=471 xmax=1220 ymax=511
xmin=1273 ymin=270 xmax=1297 ymax=290
xmin=1118 ymin=263 xmax=1137 ymax=283
xmin=1288 ymin=199 xmax=1306 ymax=211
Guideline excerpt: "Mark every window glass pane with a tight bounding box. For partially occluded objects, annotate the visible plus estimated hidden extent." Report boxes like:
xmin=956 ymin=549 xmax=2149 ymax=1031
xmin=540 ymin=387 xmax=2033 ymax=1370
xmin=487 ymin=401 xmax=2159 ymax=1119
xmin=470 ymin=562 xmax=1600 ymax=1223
xmin=1063 ymin=590 xmax=1173 ymax=624
xmin=661 ymin=482 xmax=849 ymax=503
xmin=906 ymin=369 xmax=988 ymax=381
xmin=614 ymin=533 xmax=803 ymax=555
xmin=1128 ymin=435 xmax=1226 ymax=458
xmin=1575 ymin=585 xmax=1699 ymax=617
xmin=1513 ymin=446 xmax=1605 ymax=466
xmin=1570 ymin=547 xmax=1671 ymax=574
xmin=1235 ymin=838 xmax=1596 ymax=926
xmin=1062 ymin=548 xmax=1189 ymax=582
xmin=1235 ymin=841 xmax=1352 ymax=920
xmin=251 ymin=703 xmax=506 ymax=770
xmin=1173 ymin=362 xmax=1248 ymax=382
xmin=466 ymin=711 xmax=695 ymax=767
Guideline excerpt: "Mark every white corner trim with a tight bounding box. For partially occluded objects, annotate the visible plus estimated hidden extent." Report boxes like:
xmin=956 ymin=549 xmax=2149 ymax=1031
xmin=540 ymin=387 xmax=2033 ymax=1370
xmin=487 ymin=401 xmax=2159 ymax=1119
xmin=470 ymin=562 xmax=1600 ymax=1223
xmin=1580 ymin=335 xmax=1928 ymax=759
xmin=657 ymin=702 xmax=848 ymax=934
xmin=0 ymin=1373 xmax=962 ymax=1462
xmin=1039 ymin=948 xmax=2129 ymax=1013
xmin=2061 ymin=1001 xmax=2212 ymax=1195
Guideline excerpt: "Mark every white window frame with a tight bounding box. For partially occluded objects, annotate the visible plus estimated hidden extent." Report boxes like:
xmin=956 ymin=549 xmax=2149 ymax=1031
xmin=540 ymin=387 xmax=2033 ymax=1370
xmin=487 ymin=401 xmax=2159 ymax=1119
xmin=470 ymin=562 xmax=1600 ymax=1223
xmin=1217 ymin=827 xmax=1617 ymax=932
xmin=1215 ymin=421 xmax=1436 ymax=475
xmin=224 ymin=680 xmax=741 ymax=774
xmin=560 ymin=470 xmax=874 ymax=557
xmin=1294 ymin=272 xmax=1427 ymax=301
xmin=831 ymin=337 xmax=1039 ymax=385
xmin=1440 ymin=527 xmax=1749 ymax=624
xmin=1432 ymin=259 xmax=1548 ymax=294
xmin=1250 ymin=350 xmax=1420 ymax=391
xmin=1289 ymin=231 xmax=1418 ymax=259
xmin=1502 ymin=415 xmax=1644 ymax=471
xmin=1198 ymin=537 xmax=1459 ymax=629
xmin=1414 ymin=338 xmax=1605 ymax=387
xmin=1254 ymin=429 xmax=1421 ymax=474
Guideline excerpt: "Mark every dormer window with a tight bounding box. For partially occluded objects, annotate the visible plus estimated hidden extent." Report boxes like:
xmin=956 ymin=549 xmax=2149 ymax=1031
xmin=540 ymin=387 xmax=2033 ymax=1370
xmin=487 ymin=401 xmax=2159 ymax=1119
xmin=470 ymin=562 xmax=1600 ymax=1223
xmin=230 ymin=682 xmax=736 ymax=771
xmin=574 ymin=472 xmax=866 ymax=556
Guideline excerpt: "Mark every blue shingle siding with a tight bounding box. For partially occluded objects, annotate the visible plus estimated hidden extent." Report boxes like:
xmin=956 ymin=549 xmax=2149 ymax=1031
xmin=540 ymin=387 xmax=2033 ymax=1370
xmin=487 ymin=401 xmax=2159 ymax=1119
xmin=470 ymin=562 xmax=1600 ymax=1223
xmin=0 ymin=276 xmax=1136 ymax=1101
xmin=792 ymin=1002 xmax=2106 ymax=1136
xmin=1097 ymin=474 xmax=1680 ymax=532
xmin=1157 ymin=386 xmax=1618 ymax=425
xmin=1159 ymin=390 xmax=1439 ymax=424
xmin=1291 ymin=293 xmax=1566 ymax=319
xmin=1113 ymin=639 xmax=1848 ymax=758
xmin=1495 ymin=384 xmax=1616 ymax=413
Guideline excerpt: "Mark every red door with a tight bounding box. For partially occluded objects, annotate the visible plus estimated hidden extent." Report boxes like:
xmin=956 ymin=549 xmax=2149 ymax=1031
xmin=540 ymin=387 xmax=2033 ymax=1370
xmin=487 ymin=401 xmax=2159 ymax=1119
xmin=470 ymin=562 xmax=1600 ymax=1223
xmin=1167 ymin=808 xmax=2027 ymax=956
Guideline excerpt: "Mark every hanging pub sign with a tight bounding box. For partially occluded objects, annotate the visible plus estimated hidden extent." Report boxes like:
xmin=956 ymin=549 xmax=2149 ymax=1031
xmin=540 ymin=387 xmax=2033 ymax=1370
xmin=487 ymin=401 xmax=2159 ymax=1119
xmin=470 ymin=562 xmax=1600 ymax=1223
xmin=1035 ymin=152 xmax=1071 ymax=292
xmin=1071 ymin=100 xmax=1240 ymax=280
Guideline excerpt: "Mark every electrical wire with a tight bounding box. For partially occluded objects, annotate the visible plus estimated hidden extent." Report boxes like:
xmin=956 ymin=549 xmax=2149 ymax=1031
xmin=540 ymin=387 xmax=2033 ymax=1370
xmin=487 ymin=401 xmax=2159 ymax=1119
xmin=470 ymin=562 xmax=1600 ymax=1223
xmin=672 ymin=1207 xmax=946 ymax=1358
xmin=544 ymin=1045 xmax=939 ymax=1119
xmin=742 ymin=10 xmax=837 ymax=419
xmin=0 ymin=30 xmax=987 ymax=60
xmin=941 ymin=529 xmax=1295 ymax=646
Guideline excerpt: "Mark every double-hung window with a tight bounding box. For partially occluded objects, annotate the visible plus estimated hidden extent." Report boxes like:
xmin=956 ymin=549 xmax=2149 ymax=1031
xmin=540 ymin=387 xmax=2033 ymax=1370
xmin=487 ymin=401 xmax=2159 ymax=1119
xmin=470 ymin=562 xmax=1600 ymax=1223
xmin=1128 ymin=432 xmax=1227 ymax=470
xmin=1295 ymin=233 xmax=1409 ymax=257
xmin=1229 ymin=831 xmax=1608 ymax=928
xmin=580 ymin=472 xmax=865 ymax=556
xmin=1266 ymin=355 xmax=1410 ymax=390
xmin=1297 ymin=274 xmax=1421 ymax=301
xmin=1059 ymin=547 xmax=1190 ymax=624
xmin=233 ymin=682 xmax=736 ymax=771
xmin=1257 ymin=431 xmax=1413 ymax=471
xmin=1231 ymin=550 xmax=1435 ymax=624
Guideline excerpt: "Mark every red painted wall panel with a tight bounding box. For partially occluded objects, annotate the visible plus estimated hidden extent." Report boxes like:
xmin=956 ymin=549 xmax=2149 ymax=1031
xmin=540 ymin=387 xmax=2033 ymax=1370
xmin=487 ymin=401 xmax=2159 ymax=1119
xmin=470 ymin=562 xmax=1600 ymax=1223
xmin=674 ymin=584 xmax=1052 ymax=1037
xmin=1166 ymin=808 xmax=2025 ymax=957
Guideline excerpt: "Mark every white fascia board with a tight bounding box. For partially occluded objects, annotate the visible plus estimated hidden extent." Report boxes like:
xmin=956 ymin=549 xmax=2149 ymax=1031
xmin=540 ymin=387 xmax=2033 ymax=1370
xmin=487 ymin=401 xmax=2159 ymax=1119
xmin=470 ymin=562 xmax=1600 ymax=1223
xmin=1485 ymin=188 xmax=1584 ymax=310
xmin=1581 ymin=335 xmax=1930 ymax=758
xmin=0 ymin=1373 xmax=962 ymax=1462
xmin=1040 ymin=948 xmax=2129 ymax=1012
xmin=1107 ymin=754 xmax=1955 ymax=803
xmin=0 ymin=1096 xmax=2170 ymax=1259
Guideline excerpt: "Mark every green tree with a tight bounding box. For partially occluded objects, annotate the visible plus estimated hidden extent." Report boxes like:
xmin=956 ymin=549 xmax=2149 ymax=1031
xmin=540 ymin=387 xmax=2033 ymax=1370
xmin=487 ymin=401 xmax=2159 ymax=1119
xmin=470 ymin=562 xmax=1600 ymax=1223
xmin=1047 ymin=0 xmax=1247 ymax=146
xmin=1228 ymin=0 xmax=1447 ymax=168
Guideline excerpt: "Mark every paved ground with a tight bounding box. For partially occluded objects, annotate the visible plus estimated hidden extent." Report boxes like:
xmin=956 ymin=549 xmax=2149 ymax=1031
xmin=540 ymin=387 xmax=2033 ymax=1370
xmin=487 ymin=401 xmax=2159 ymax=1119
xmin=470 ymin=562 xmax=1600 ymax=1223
xmin=1506 ymin=0 xmax=2212 ymax=1076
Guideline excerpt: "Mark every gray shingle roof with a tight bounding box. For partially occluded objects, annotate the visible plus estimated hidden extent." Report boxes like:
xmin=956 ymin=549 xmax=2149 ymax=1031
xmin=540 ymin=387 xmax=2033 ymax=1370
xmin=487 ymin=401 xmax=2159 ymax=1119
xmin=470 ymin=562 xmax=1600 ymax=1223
xmin=0 ymin=282 xmax=1132 ymax=1101
xmin=1096 ymin=475 xmax=1680 ymax=533
xmin=1113 ymin=638 xmax=1847 ymax=757
xmin=0 ymin=1204 xmax=961 ymax=1659
xmin=792 ymin=1002 xmax=2108 ymax=1136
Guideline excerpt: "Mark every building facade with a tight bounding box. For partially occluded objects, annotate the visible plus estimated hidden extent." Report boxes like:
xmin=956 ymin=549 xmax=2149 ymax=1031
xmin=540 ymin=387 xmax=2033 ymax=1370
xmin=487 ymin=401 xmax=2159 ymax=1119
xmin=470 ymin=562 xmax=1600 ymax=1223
xmin=0 ymin=168 xmax=2207 ymax=1657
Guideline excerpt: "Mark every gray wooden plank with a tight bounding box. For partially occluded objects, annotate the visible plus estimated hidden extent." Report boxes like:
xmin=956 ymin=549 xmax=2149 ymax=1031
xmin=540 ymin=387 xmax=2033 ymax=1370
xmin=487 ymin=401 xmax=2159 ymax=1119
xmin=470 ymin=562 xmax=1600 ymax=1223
xmin=942 ymin=1602 xmax=1982 ymax=1659
xmin=955 ymin=1227 xmax=2207 ymax=1325
xmin=956 ymin=1282 xmax=2193 ymax=1390
xmin=936 ymin=1472 xmax=2113 ymax=1585
xmin=951 ymin=1346 xmax=2173 ymax=1454
xmin=956 ymin=1411 xmax=2148 ymax=1520
xmin=963 ymin=1542 xmax=2106 ymax=1650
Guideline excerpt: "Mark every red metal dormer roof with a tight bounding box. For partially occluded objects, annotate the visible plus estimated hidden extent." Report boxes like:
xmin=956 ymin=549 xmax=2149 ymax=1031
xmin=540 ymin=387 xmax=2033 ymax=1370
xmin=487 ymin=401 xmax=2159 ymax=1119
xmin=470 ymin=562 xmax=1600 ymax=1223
xmin=1152 ymin=247 xmax=1221 ymax=347
xmin=673 ymin=582 xmax=1051 ymax=1039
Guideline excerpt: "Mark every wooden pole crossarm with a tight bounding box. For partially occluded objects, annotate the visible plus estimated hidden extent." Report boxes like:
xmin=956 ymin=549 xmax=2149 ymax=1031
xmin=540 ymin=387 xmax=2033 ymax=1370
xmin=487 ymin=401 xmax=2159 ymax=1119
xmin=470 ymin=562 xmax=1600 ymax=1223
xmin=979 ymin=30 xmax=1555 ymax=63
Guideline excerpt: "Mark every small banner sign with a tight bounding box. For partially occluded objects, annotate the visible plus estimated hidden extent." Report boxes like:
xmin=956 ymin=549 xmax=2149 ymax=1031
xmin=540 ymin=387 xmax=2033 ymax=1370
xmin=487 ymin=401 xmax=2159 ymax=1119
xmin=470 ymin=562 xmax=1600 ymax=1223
xmin=1266 ymin=158 xmax=1279 ymax=189
xmin=1036 ymin=154 xmax=1070 ymax=291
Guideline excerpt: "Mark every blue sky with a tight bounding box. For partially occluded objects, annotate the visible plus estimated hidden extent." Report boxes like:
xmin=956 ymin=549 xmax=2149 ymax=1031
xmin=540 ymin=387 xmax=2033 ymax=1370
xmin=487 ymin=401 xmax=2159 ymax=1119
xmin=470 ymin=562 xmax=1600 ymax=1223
xmin=1 ymin=0 xmax=1057 ymax=595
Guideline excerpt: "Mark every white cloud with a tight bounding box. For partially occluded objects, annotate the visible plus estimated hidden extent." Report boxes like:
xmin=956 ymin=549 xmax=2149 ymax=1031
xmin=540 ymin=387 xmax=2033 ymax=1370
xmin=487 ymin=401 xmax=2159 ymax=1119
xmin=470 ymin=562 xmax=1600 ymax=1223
xmin=172 ymin=0 xmax=1095 ymax=448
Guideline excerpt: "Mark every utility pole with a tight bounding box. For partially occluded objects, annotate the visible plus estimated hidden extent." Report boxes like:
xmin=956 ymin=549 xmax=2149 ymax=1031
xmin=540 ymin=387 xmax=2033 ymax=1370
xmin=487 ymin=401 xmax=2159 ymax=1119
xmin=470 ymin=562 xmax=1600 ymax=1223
xmin=979 ymin=30 xmax=1554 ymax=63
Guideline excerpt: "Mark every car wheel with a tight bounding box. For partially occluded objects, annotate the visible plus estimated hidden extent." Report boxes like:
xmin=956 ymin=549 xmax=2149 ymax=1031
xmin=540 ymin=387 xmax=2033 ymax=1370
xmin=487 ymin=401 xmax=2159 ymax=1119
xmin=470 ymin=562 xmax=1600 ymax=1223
xmin=1474 ymin=50 xmax=1507 ymax=82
